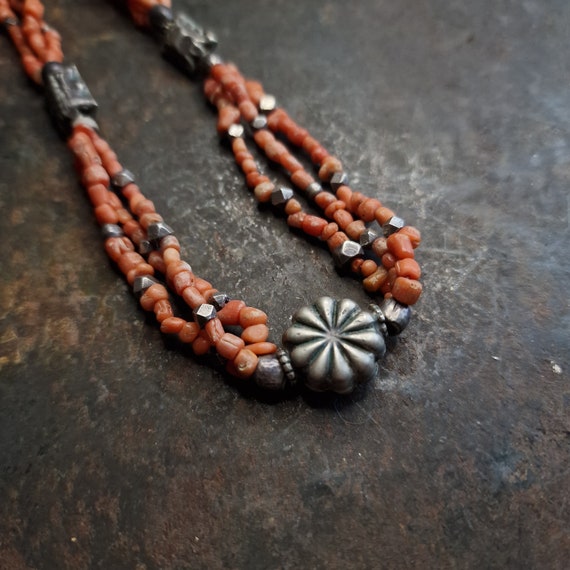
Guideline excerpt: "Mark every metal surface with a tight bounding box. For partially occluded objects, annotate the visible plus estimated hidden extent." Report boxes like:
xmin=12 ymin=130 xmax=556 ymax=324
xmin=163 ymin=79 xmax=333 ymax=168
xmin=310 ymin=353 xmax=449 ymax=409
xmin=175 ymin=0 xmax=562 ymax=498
xmin=0 ymin=0 xmax=569 ymax=568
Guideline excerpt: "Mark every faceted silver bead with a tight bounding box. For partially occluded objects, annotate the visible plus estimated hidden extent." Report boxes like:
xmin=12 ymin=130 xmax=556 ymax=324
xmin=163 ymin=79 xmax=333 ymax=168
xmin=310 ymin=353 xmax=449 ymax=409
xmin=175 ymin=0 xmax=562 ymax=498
xmin=379 ymin=297 xmax=411 ymax=335
xmin=252 ymin=355 xmax=286 ymax=390
xmin=305 ymin=182 xmax=323 ymax=201
xmin=359 ymin=228 xmax=379 ymax=248
xmin=133 ymin=275 xmax=160 ymax=299
xmin=332 ymin=240 xmax=364 ymax=267
xmin=271 ymin=187 xmax=294 ymax=208
xmin=283 ymin=297 xmax=386 ymax=394
xmin=227 ymin=123 xmax=245 ymax=139
xmin=194 ymin=303 xmax=217 ymax=328
xmin=138 ymin=240 xmax=153 ymax=255
xmin=111 ymin=169 xmax=135 ymax=190
xmin=101 ymin=223 xmax=124 ymax=239
xmin=209 ymin=292 xmax=230 ymax=310
xmin=147 ymin=222 xmax=174 ymax=246
xmin=259 ymin=94 xmax=277 ymax=113
xmin=250 ymin=115 xmax=267 ymax=130
xmin=383 ymin=216 xmax=405 ymax=237
xmin=330 ymin=172 xmax=349 ymax=191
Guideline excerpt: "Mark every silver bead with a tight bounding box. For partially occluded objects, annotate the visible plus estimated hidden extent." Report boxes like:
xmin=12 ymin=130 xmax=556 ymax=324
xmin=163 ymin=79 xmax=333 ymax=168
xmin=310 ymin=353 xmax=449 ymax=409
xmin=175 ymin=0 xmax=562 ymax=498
xmin=148 ymin=5 xmax=173 ymax=40
xmin=383 ymin=216 xmax=405 ymax=237
xmin=111 ymin=169 xmax=135 ymax=190
xmin=250 ymin=115 xmax=267 ymax=130
xmin=305 ymin=182 xmax=323 ymax=201
xmin=276 ymin=348 xmax=296 ymax=383
xmin=227 ymin=123 xmax=245 ymax=139
xmin=271 ymin=187 xmax=294 ymax=208
xmin=133 ymin=275 xmax=160 ymax=299
xmin=147 ymin=222 xmax=174 ymax=247
xmin=379 ymin=297 xmax=411 ymax=335
xmin=330 ymin=172 xmax=349 ymax=191
xmin=138 ymin=240 xmax=153 ymax=255
xmin=283 ymin=297 xmax=386 ymax=393
xmin=194 ymin=303 xmax=217 ymax=328
xmin=368 ymin=303 xmax=389 ymax=338
xmin=101 ymin=223 xmax=124 ymax=239
xmin=259 ymin=94 xmax=277 ymax=112
xmin=204 ymin=53 xmax=224 ymax=68
xmin=359 ymin=228 xmax=379 ymax=248
xmin=209 ymin=292 xmax=230 ymax=310
xmin=332 ymin=240 xmax=364 ymax=267
xmin=252 ymin=355 xmax=286 ymax=390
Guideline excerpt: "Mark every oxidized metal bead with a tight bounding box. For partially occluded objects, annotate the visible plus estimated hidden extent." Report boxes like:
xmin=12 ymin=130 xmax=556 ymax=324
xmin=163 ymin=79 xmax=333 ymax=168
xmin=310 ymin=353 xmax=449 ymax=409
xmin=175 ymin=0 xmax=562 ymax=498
xmin=271 ymin=187 xmax=294 ymax=208
xmin=276 ymin=348 xmax=296 ymax=383
xmin=305 ymin=182 xmax=323 ymax=201
xmin=259 ymin=94 xmax=277 ymax=113
xmin=194 ymin=303 xmax=217 ymax=327
xmin=252 ymin=355 xmax=286 ymax=390
xmin=209 ymin=292 xmax=230 ymax=311
xmin=101 ymin=223 xmax=124 ymax=239
xmin=42 ymin=62 xmax=98 ymax=136
xmin=368 ymin=303 xmax=389 ymax=338
xmin=330 ymin=172 xmax=349 ymax=191
xmin=283 ymin=297 xmax=386 ymax=393
xmin=147 ymin=222 xmax=174 ymax=247
xmin=359 ymin=228 xmax=379 ymax=249
xmin=111 ymin=169 xmax=135 ymax=190
xmin=138 ymin=240 xmax=153 ymax=255
xmin=383 ymin=216 xmax=405 ymax=237
xmin=250 ymin=115 xmax=267 ymax=130
xmin=332 ymin=240 xmax=364 ymax=267
xmin=227 ymin=124 xmax=245 ymax=139
xmin=133 ymin=275 xmax=160 ymax=299
xmin=379 ymin=297 xmax=411 ymax=335
xmin=148 ymin=5 xmax=174 ymax=40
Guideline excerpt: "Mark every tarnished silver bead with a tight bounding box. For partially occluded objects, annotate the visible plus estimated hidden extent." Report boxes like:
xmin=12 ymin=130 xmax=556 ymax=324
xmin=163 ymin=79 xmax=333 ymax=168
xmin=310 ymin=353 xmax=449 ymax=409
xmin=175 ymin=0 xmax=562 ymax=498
xmin=209 ymin=292 xmax=230 ymax=311
xmin=101 ymin=224 xmax=124 ymax=239
xmin=330 ymin=172 xmax=349 ymax=191
xmin=276 ymin=348 xmax=296 ymax=383
xmin=332 ymin=240 xmax=364 ymax=267
xmin=259 ymin=94 xmax=277 ymax=113
xmin=359 ymin=228 xmax=379 ymax=249
xmin=252 ymin=355 xmax=286 ymax=390
xmin=368 ymin=303 xmax=389 ymax=338
xmin=227 ymin=123 xmax=245 ymax=139
xmin=305 ymin=182 xmax=323 ymax=201
xmin=250 ymin=115 xmax=267 ymax=130
xmin=379 ymin=297 xmax=411 ymax=335
xmin=148 ymin=5 xmax=174 ymax=40
xmin=194 ymin=303 xmax=217 ymax=328
xmin=283 ymin=297 xmax=386 ymax=394
xmin=383 ymin=216 xmax=405 ymax=237
xmin=133 ymin=275 xmax=161 ymax=299
xmin=271 ymin=187 xmax=294 ymax=208
xmin=147 ymin=222 xmax=174 ymax=247
xmin=111 ymin=169 xmax=135 ymax=190
xmin=138 ymin=240 xmax=153 ymax=255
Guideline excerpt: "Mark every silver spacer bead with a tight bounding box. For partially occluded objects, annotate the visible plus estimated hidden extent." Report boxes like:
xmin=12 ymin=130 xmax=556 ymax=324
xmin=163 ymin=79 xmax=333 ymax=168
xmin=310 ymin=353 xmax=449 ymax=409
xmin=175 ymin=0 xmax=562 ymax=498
xmin=194 ymin=303 xmax=217 ymax=328
xmin=111 ymin=169 xmax=136 ymax=190
xmin=147 ymin=222 xmax=174 ymax=247
xmin=227 ymin=123 xmax=245 ymax=139
xmin=252 ymin=355 xmax=287 ymax=390
xmin=132 ymin=275 xmax=161 ymax=299
xmin=305 ymin=182 xmax=323 ymax=201
xmin=383 ymin=216 xmax=405 ymax=237
xmin=208 ymin=292 xmax=230 ymax=311
xmin=330 ymin=172 xmax=349 ymax=191
xmin=378 ymin=297 xmax=411 ymax=335
xmin=250 ymin=115 xmax=267 ymax=130
xmin=101 ymin=223 xmax=124 ymax=239
xmin=276 ymin=349 xmax=296 ymax=383
xmin=332 ymin=240 xmax=364 ymax=267
xmin=259 ymin=94 xmax=277 ymax=113
xmin=359 ymin=227 xmax=379 ymax=248
xmin=368 ymin=303 xmax=389 ymax=338
xmin=271 ymin=187 xmax=295 ymax=208
xmin=138 ymin=239 xmax=153 ymax=255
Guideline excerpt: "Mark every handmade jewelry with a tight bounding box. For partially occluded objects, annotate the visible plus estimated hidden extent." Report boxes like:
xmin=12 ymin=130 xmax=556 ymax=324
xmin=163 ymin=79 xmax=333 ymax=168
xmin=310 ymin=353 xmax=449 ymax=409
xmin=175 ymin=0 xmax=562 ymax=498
xmin=1 ymin=0 xmax=422 ymax=394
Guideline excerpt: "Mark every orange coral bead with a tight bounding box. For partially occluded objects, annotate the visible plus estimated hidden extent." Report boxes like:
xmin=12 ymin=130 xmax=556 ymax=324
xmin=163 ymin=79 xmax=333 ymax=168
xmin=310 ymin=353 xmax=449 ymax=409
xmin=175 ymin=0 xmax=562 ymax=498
xmin=179 ymin=321 xmax=200 ymax=344
xmin=217 ymin=300 xmax=246 ymax=326
xmin=239 ymin=307 xmax=268 ymax=328
xmin=247 ymin=342 xmax=278 ymax=356
xmin=372 ymin=237 xmax=388 ymax=258
xmin=205 ymin=318 xmax=225 ymax=345
xmin=182 ymin=286 xmax=206 ymax=309
xmin=381 ymin=252 xmax=397 ymax=269
xmin=232 ymin=348 xmax=259 ymax=378
xmin=241 ymin=324 xmax=270 ymax=344
xmin=392 ymin=277 xmax=423 ymax=305
xmin=399 ymin=226 xmax=422 ymax=249
xmin=361 ymin=259 xmax=378 ymax=277
xmin=387 ymin=233 xmax=415 ymax=259
xmin=395 ymin=258 xmax=421 ymax=280
xmin=363 ymin=267 xmax=389 ymax=293
xmin=375 ymin=207 xmax=395 ymax=225
xmin=216 ymin=333 xmax=245 ymax=360
xmin=160 ymin=317 xmax=186 ymax=335
xmin=302 ymin=215 xmax=328 ymax=238
xmin=192 ymin=333 xmax=212 ymax=356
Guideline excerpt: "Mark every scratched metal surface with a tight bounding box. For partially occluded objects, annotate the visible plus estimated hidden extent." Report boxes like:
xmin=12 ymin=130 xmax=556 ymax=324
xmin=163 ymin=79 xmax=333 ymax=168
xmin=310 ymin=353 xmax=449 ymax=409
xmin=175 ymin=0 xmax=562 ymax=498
xmin=0 ymin=0 xmax=569 ymax=568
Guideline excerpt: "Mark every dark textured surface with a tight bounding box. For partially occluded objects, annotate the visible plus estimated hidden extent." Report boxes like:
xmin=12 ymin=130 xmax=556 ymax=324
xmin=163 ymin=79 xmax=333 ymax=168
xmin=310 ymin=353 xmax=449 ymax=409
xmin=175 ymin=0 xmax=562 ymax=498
xmin=1 ymin=1 xmax=569 ymax=568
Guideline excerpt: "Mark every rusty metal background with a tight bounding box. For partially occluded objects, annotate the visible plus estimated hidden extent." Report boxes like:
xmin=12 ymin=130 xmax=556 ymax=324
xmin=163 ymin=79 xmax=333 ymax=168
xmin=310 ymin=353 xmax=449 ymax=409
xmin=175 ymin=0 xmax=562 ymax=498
xmin=1 ymin=0 xmax=569 ymax=568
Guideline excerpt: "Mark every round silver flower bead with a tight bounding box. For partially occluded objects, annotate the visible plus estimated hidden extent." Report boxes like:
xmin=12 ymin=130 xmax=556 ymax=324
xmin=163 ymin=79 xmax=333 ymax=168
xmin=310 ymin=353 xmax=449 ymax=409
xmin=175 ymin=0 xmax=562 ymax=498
xmin=283 ymin=297 xmax=386 ymax=394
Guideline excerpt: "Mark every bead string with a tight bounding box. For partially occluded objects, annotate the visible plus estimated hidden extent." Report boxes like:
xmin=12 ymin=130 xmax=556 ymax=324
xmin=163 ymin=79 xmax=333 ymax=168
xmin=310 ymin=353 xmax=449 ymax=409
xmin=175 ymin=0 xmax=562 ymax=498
xmin=2 ymin=0 xmax=423 ymax=393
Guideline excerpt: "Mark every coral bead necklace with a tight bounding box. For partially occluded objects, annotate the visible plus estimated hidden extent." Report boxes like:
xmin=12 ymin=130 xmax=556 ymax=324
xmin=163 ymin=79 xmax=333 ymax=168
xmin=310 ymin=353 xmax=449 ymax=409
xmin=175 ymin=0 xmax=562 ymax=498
xmin=1 ymin=0 xmax=423 ymax=395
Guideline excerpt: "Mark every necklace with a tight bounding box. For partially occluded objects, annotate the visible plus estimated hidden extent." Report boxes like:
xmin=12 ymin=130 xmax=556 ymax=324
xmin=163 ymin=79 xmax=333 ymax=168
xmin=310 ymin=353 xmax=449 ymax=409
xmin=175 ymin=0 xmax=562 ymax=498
xmin=2 ymin=0 xmax=423 ymax=395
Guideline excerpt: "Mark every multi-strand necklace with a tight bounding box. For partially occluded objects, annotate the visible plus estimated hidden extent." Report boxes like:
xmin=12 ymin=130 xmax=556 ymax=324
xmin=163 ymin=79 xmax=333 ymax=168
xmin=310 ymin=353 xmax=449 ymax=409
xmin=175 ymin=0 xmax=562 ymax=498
xmin=2 ymin=0 xmax=423 ymax=395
